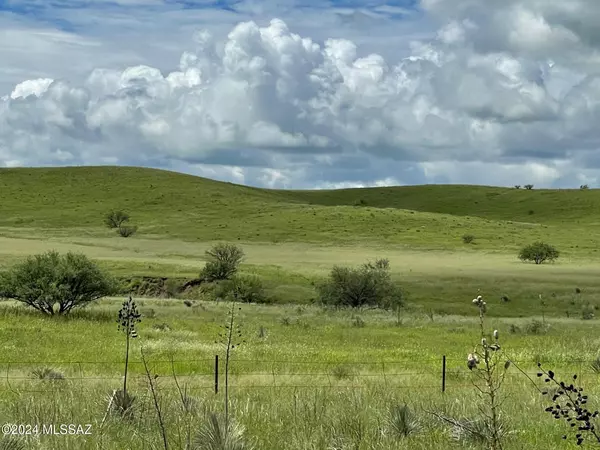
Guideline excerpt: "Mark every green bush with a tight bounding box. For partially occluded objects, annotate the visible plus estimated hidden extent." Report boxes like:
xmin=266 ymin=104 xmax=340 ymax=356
xmin=117 ymin=225 xmax=137 ymax=238
xmin=0 ymin=251 xmax=117 ymax=315
xmin=317 ymin=258 xmax=403 ymax=309
xmin=201 ymin=243 xmax=245 ymax=281
xmin=214 ymin=275 xmax=269 ymax=304
xmin=462 ymin=234 xmax=475 ymax=244
xmin=104 ymin=210 xmax=130 ymax=229
xmin=518 ymin=242 xmax=560 ymax=264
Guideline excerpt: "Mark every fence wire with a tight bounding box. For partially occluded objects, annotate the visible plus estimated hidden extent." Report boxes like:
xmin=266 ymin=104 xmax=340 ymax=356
xmin=0 ymin=356 xmax=596 ymax=394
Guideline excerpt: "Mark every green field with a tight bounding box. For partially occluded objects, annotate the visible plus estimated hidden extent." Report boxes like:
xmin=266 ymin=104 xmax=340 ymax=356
xmin=0 ymin=166 xmax=599 ymax=449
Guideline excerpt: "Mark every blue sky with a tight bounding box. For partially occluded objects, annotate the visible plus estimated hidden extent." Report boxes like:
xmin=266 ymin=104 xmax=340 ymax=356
xmin=1 ymin=0 xmax=600 ymax=189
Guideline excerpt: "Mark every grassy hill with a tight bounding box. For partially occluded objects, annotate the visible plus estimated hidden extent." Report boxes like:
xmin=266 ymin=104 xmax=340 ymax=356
xmin=0 ymin=166 xmax=598 ymax=254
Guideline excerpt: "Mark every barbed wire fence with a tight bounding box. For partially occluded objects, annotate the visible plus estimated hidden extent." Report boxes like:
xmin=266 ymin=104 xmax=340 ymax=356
xmin=0 ymin=356 xmax=597 ymax=394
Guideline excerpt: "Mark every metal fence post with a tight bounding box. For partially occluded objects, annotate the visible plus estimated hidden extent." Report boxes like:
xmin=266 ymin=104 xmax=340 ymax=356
xmin=215 ymin=355 xmax=219 ymax=394
xmin=442 ymin=355 xmax=446 ymax=393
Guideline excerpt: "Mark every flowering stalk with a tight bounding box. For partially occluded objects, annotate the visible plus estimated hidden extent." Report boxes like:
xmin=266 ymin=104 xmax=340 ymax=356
xmin=466 ymin=295 xmax=511 ymax=450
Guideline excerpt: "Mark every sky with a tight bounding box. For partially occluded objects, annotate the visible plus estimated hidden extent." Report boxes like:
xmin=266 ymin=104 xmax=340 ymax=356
xmin=1 ymin=0 xmax=600 ymax=189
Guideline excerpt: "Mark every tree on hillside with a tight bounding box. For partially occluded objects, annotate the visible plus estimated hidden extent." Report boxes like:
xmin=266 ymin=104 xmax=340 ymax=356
xmin=201 ymin=243 xmax=245 ymax=282
xmin=105 ymin=210 xmax=130 ymax=229
xmin=0 ymin=251 xmax=117 ymax=315
xmin=518 ymin=242 xmax=559 ymax=265
xmin=104 ymin=210 xmax=138 ymax=238
xmin=524 ymin=184 xmax=534 ymax=190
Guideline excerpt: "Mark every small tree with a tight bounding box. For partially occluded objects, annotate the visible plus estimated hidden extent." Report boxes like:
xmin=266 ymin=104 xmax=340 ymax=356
xmin=105 ymin=210 xmax=130 ymax=229
xmin=317 ymin=258 xmax=403 ymax=309
xmin=518 ymin=242 xmax=559 ymax=264
xmin=580 ymin=184 xmax=589 ymax=190
xmin=201 ymin=243 xmax=245 ymax=282
xmin=514 ymin=185 xmax=521 ymax=189
xmin=524 ymin=184 xmax=534 ymax=190
xmin=0 ymin=251 xmax=116 ymax=315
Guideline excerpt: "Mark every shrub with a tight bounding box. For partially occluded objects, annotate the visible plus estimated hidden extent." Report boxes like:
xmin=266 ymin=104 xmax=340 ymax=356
xmin=331 ymin=365 xmax=354 ymax=380
xmin=354 ymin=198 xmax=367 ymax=207
xmin=31 ymin=367 xmax=65 ymax=380
xmin=580 ymin=184 xmax=589 ymax=190
xmin=214 ymin=275 xmax=269 ymax=304
xmin=351 ymin=315 xmax=366 ymax=327
xmin=591 ymin=356 xmax=600 ymax=374
xmin=280 ymin=316 xmax=291 ymax=326
xmin=386 ymin=404 xmax=420 ymax=438
xmin=462 ymin=234 xmax=475 ymax=244
xmin=317 ymin=258 xmax=403 ymax=309
xmin=518 ymin=242 xmax=559 ymax=264
xmin=581 ymin=304 xmax=595 ymax=320
xmin=524 ymin=319 xmax=549 ymax=335
xmin=524 ymin=184 xmax=534 ymax=190
xmin=117 ymin=225 xmax=137 ymax=238
xmin=201 ymin=243 xmax=245 ymax=281
xmin=104 ymin=210 xmax=130 ymax=229
xmin=0 ymin=251 xmax=117 ymax=315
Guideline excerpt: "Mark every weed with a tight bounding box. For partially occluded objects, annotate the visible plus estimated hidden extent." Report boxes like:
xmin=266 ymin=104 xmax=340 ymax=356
xmin=537 ymin=364 xmax=600 ymax=445
xmin=30 ymin=367 xmax=64 ymax=380
xmin=351 ymin=315 xmax=365 ymax=327
xmin=331 ymin=365 xmax=354 ymax=380
xmin=386 ymin=403 xmax=419 ymax=438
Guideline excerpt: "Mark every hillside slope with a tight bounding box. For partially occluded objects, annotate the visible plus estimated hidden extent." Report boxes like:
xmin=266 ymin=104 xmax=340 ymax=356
xmin=0 ymin=166 xmax=597 ymax=252
xmin=279 ymin=185 xmax=599 ymax=224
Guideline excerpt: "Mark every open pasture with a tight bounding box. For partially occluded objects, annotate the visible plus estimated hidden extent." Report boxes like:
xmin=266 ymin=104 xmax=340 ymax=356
xmin=1 ymin=167 xmax=600 ymax=449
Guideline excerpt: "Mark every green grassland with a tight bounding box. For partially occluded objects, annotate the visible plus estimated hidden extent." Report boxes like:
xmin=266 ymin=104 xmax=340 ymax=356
xmin=1 ymin=166 xmax=599 ymax=317
xmin=1 ymin=166 xmax=600 ymax=449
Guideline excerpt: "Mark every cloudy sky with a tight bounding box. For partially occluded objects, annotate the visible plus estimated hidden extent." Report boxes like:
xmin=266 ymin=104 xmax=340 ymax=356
xmin=1 ymin=0 xmax=600 ymax=189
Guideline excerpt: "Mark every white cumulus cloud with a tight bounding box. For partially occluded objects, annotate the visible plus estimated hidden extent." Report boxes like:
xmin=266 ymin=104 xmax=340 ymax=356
xmin=2 ymin=1 xmax=600 ymax=188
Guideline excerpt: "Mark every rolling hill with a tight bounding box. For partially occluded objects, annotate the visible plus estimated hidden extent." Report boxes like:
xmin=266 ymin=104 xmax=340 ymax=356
xmin=0 ymin=166 xmax=597 ymax=254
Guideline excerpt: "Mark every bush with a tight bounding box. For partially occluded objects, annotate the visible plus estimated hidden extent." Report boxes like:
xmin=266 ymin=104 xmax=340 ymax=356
xmin=580 ymin=184 xmax=589 ymax=190
xmin=104 ymin=210 xmax=130 ymax=229
xmin=524 ymin=319 xmax=549 ymax=335
xmin=518 ymin=242 xmax=559 ymax=264
xmin=581 ymin=304 xmax=595 ymax=320
xmin=0 ymin=251 xmax=117 ymax=315
xmin=462 ymin=234 xmax=475 ymax=244
xmin=214 ymin=275 xmax=269 ymax=304
xmin=317 ymin=258 xmax=403 ymax=309
xmin=201 ymin=243 xmax=244 ymax=282
xmin=117 ymin=225 xmax=137 ymax=238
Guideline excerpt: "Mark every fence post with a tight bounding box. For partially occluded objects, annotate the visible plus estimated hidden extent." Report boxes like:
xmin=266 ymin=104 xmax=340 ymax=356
xmin=442 ymin=355 xmax=446 ymax=393
xmin=214 ymin=355 xmax=219 ymax=394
